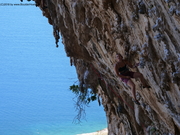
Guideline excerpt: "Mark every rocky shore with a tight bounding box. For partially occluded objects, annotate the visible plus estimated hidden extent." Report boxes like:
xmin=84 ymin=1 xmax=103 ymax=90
xmin=78 ymin=128 xmax=108 ymax=135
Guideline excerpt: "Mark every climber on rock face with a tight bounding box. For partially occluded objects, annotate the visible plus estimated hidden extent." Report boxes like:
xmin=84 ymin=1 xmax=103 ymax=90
xmin=114 ymin=53 xmax=150 ymax=105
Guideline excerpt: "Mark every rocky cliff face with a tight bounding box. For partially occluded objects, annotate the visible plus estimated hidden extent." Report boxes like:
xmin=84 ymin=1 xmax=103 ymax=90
xmin=34 ymin=0 xmax=180 ymax=134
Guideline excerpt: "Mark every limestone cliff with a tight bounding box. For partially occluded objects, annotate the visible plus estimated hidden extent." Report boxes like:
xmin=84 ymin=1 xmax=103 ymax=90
xmin=33 ymin=0 xmax=180 ymax=134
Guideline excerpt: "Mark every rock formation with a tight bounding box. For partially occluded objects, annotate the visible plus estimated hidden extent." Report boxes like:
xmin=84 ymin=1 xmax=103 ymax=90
xmin=33 ymin=0 xmax=180 ymax=134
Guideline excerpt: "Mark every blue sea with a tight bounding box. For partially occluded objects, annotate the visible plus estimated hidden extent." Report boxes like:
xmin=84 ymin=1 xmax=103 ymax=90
xmin=0 ymin=1 xmax=107 ymax=135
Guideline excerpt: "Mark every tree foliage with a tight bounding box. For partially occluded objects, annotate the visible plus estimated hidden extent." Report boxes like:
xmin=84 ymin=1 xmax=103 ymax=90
xmin=69 ymin=83 xmax=97 ymax=123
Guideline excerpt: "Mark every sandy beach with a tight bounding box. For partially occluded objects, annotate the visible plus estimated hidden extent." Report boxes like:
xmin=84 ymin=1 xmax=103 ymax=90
xmin=77 ymin=128 xmax=108 ymax=135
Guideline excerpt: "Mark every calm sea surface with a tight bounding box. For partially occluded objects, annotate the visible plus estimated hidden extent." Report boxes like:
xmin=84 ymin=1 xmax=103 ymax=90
xmin=0 ymin=1 xmax=107 ymax=135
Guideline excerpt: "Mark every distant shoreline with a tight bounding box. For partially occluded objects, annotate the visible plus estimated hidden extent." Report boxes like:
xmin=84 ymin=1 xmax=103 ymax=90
xmin=77 ymin=128 xmax=108 ymax=135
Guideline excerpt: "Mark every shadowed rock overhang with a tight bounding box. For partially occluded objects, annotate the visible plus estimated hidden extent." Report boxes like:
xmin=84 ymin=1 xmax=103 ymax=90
xmin=33 ymin=0 xmax=180 ymax=134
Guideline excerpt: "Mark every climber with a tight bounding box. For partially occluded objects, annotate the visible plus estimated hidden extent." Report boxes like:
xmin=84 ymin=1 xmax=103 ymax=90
xmin=114 ymin=53 xmax=150 ymax=105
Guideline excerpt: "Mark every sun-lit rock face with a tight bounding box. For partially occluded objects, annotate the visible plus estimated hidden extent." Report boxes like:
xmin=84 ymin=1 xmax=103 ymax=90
xmin=34 ymin=0 xmax=180 ymax=134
